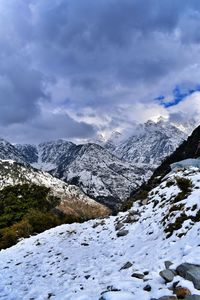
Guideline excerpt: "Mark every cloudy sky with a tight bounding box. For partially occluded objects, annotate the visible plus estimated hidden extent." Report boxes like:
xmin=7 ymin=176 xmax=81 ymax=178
xmin=1 ymin=0 xmax=200 ymax=143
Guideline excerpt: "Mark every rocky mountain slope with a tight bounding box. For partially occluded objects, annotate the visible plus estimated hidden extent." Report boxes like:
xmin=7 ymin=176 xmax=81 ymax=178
xmin=16 ymin=141 xmax=147 ymax=210
xmin=0 ymin=159 xmax=109 ymax=220
xmin=111 ymin=119 xmax=192 ymax=166
xmin=2 ymin=118 xmax=196 ymax=210
xmin=1 ymin=161 xmax=200 ymax=299
xmin=0 ymin=138 xmax=26 ymax=163
xmin=141 ymin=124 xmax=200 ymax=196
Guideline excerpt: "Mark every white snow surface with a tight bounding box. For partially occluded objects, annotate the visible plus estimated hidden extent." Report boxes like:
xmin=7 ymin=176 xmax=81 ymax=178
xmin=1 ymin=165 xmax=200 ymax=299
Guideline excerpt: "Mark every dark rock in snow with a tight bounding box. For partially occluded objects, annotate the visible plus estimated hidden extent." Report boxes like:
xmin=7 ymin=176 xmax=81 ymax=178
xmin=159 ymin=269 xmax=175 ymax=283
xmin=165 ymin=261 xmax=173 ymax=269
xmin=116 ymin=230 xmax=129 ymax=237
xmin=176 ymin=263 xmax=200 ymax=290
xmin=185 ymin=296 xmax=200 ymax=300
xmin=115 ymin=222 xmax=124 ymax=231
xmin=143 ymin=284 xmax=151 ymax=292
xmin=158 ymin=297 xmax=177 ymax=300
xmin=131 ymin=273 xmax=144 ymax=279
xmin=120 ymin=262 xmax=133 ymax=270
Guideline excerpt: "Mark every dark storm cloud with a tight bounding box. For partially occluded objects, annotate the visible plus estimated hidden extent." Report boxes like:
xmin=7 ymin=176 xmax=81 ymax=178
xmin=1 ymin=0 xmax=200 ymax=141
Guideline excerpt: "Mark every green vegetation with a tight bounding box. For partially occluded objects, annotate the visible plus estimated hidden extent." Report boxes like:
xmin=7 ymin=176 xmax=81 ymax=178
xmin=0 ymin=184 xmax=78 ymax=249
xmin=0 ymin=184 xmax=59 ymax=229
xmin=175 ymin=177 xmax=192 ymax=194
xmin=173 ymin=177 xmax=192 ymax=204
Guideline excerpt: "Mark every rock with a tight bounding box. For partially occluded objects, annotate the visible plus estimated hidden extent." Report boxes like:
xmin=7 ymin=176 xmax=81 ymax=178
xmin=174 ymin=286 xmax=191 ymax=298
xmin=115 ymin=222 xmax=124 ymax=231
xmin=81 ymin=243 xmax=89 ymax=246
xmin=122 ymin=213 xmax=139 ymax=224
xmin=143 ymin=284 xmax=151 ymax=292
xmin=158 ymin=297 xmax=177 ymax=300
xmin=120 ymin=261 xmax=133 ymax=270
xmin=131 ymin=273 xmax=144 ymax=279
xmin=159 ymin=269 xmax=175 ymax=283
xmin=144 ymin=271 xmax=149 ymax=275
xmin=176 ymin=263 xmax=200 ymax=290
xmin=116 ymin=230 xmax=129 ymax=237
xmin=165 ymin=261 xmax=173 ymax=269
xmin=185 ymin=296 xmax=200 ymax=300
xmin=85 ymin=275 xmax=90 ymax=279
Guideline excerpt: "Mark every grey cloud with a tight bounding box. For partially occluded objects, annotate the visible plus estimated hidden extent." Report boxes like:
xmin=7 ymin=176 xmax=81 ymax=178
xmin=0 ymin=111 xmax=95 ymax=144
xmin=1 ymin=1 xmax=200 ymax=141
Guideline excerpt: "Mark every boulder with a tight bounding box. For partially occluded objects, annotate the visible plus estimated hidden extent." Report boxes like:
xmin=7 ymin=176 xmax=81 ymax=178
xmin=158 ymin=297 xmax=177 ymax=300
xmin=185 ymin=296 xmax=200 ymax=300
xmin=131 ymin=273 xmax=144 ymax=279
xmin=165 ymin=261 xmax=173 ymax=269
xmin=116 ymin=230 xmax=129 ymax=237
xmin=143 ymin=284 xmax=151 ymax=292
xmin=176 ymin=263 xmax=200 ymax=290
xmin=159 ymin=269 xmax=175 ymax=283
xmin=115 ymin=222 xmax=124 ymax=231
xmin=120 ymin=261 xmax=133 ymax=270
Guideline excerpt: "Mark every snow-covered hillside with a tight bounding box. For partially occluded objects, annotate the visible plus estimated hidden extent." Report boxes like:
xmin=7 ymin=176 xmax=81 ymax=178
xmin=0 ymin=138 xmax=26 ymax=163
xmin=1 ymin=162 xmax=200 ymax=299
xmin=17 ymin=141 xmax=147 ymax=210
xmin=112 ymin=119 xmax=189 ymax=166
xmin=0 ymin=159 xmax=109 ymax=218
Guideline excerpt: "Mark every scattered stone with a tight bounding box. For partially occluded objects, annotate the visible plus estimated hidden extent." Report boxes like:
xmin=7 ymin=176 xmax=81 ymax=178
xmin=116 ymin=230 xmax=129 ymax=237
xmin=185 ymin=296 xmax=200 ymax=300
xmin=120 ymin=262 xmax=133 ymax=270
xmin=176 ymin=263 xmax=200 ymax=290
xmin=143 ymin=284 xmax=151 ymax=292
xmin=47 ymin=293 xmax=55 ymax=299
xmin=159 ymin=269 xmax=175 ymax=283
xmin=165 ymin=261 xmax=173 ymax=269
xmin=122 ymin=213 xmax=139 ymax=224
xmin=158 ymin=297 xmax=177 ymax=300
xmin=174 ymin=286 xmax=191 ymax=298
xmin=115 ymin=222 xmax=124 ymax=231
xmin=131 ymin=273 xmax=144 ymax=279
xmin=81 ymin=243 xmax=89 ymax=246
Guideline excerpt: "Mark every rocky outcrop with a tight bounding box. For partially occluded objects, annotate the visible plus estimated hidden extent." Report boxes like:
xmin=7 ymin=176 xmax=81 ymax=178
xmin=176 ymin=263 xmax=200 ymax=290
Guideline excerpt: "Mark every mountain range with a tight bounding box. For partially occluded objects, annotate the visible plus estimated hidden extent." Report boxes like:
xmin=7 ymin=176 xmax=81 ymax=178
xmin=0 ymin=118 xmax=197 ymax=210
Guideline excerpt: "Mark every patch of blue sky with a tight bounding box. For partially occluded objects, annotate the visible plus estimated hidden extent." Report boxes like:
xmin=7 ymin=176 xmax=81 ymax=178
xmin=155 ymin=85 xmax=200 ymax=108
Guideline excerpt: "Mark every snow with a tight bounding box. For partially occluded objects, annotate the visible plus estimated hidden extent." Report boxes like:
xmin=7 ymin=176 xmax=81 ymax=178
xmin=1 ymin=165 xmax=200 ymax=299
xmin=0 ymin=159 xmax=106 ymax=210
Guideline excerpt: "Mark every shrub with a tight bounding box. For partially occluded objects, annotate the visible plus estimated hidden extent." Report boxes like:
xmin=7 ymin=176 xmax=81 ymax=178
xmin=0 ymin=184 xmax=59 ymax=229
xmin=175 ymin=177 xmax=192 ymax=193
xmin=24 ymin=209 xmax=60 ymax=233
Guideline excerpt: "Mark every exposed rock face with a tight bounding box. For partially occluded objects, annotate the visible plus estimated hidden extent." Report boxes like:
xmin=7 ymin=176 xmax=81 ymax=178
xmin=113 ymin=119 xmax=187 ymax=166
xmin=176 ymin=263 xmax=200 ymax=290
xmin=0 ymin=138 xmax=26 ymax=163
xmin=159 ymin=269 xmax=175 ymax=283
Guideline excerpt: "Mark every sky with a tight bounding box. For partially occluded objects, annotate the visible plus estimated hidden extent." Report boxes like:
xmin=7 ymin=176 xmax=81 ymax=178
xmin=1 ymin=0 xmax=200 ymax=143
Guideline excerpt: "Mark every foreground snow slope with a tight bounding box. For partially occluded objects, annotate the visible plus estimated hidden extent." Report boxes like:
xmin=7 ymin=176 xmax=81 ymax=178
xmin=1 ymin=164 xmax=200 ymax=299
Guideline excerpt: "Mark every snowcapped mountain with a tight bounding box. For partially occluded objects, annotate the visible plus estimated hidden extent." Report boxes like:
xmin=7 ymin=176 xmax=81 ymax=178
xmin=0 ymin=159 xmax=109 ymax=219
xmin=1 ymin=160 xmax=200 ymax=299
xmin=0 ymin=138 xmax=26 ymax=163
xmin=112 ymin=119 xmax=190 ymax=166
xmin=15 ymin=140 xmax=148 ymax=210
xmin=18 ymin=141 xmax=147 ymax=210
xmin=50 ymin=143 xmax=147 ymax=210
xmin=2 ymin=118 xmax=197 ymax=210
